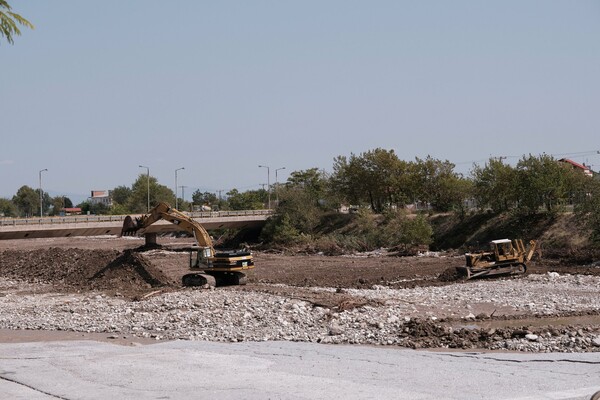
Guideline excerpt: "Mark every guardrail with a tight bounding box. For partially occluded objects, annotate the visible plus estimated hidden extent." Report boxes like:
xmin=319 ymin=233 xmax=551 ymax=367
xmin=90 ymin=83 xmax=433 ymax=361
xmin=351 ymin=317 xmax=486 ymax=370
xmin=0 ymin=209 xmax=273 ymax=227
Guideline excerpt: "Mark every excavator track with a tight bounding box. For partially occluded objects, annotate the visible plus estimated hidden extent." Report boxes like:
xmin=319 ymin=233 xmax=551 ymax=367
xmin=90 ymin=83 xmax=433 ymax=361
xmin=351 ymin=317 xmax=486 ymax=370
xmin=182 ymin=271 xmax=248 ymax=287
xmin=182 ymin=273 xmax=217 ymax=287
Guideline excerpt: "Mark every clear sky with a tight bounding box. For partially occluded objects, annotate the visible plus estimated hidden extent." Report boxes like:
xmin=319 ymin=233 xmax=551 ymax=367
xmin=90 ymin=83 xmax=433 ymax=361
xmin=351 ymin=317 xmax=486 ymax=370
xmin=2 ymin=1 xmax=599 ymax=204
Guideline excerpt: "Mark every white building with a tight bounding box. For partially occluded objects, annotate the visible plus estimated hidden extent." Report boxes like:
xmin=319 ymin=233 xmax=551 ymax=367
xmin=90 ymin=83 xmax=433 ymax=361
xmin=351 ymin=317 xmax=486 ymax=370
xmin=89 ymin=190 xmax=112 ymax=206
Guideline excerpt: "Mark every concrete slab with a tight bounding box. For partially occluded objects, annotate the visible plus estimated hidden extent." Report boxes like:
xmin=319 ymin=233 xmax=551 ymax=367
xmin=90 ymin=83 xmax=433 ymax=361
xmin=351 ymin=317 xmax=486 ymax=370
xmin=1 ymin=340 xmax=599 ymax=399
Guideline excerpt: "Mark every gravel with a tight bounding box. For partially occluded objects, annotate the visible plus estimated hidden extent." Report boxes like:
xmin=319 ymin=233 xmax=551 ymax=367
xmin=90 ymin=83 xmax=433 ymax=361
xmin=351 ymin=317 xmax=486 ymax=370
xmin=1 ymin=273 xmax=600 ymax=353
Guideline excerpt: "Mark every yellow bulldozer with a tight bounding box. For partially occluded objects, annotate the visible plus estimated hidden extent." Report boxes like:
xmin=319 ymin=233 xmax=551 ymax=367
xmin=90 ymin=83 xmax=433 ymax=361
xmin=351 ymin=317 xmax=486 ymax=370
xmin=456 ymin=239 xmax=537 ymax=280
xmin=121 ymin=202 xmax=254 ymax=287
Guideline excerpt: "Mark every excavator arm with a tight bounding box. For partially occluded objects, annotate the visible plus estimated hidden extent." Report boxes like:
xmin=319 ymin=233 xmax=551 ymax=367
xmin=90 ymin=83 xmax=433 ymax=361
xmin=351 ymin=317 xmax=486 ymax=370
xmin=121 ymin=202 xmax=254 ymax=286
xmin=121 ymin=202 xmax=214 ymax=255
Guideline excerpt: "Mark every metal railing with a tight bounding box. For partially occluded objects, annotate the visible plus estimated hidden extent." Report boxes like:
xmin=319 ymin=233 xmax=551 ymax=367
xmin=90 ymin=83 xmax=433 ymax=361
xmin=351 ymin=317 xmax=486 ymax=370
xmin=0 ymin=209 xmax=273 ymax=227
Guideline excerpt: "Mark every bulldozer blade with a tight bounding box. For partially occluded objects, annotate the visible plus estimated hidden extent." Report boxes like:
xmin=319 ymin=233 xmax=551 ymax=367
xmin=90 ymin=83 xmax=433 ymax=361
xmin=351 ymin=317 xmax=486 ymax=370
xmin=121 ymin=216 xmax=139 ymax=237
xmin=455 ymin=266 xmax=471 ymax=279
xmin=457 ymin=263 xmax=527 ymax=280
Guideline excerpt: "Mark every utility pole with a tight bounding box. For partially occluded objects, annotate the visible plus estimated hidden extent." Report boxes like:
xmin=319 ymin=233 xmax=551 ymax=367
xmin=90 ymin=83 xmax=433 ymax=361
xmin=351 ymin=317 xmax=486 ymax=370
xmin=258 ymin=165 xmax=271 ymax=209
xmin=275 ymin=166 xmax=286 ymax=205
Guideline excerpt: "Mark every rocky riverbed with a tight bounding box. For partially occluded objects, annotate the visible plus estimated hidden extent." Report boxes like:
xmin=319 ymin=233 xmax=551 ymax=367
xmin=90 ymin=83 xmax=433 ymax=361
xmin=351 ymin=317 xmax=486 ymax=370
xmin=2 ymin=271 xmax=599 ymax=353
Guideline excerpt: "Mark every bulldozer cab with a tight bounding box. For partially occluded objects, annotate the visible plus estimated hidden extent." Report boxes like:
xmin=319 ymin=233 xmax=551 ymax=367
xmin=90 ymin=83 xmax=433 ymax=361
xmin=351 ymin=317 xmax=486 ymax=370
xmin=491 ymin=239 xmax=514 ymax=260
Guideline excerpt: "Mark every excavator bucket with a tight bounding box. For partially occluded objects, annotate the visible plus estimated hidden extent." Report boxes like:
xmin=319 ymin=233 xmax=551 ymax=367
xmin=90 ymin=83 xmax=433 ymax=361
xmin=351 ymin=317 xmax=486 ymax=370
xmin=121 ymin=215 xmax=140 ymax=237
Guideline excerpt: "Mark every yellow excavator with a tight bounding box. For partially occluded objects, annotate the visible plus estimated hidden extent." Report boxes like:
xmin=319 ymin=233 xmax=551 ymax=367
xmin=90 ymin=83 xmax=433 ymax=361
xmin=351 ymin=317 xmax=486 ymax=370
xmin=456 ymin=239 xmax=537 ymax=280
xmin=121 ymin=202 xmax=254 ymax=287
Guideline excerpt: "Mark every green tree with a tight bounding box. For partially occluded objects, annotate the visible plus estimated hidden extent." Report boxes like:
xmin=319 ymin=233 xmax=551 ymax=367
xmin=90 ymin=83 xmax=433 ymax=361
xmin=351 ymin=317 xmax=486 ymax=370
xmin=471 ymin=158 xmax=518 ymax=213
xmin=380 ymin=211 xmax=433 ymax=250
xmin=0 ymin=198 xmax=17 ymax=217
xmin=50 ymin=197 xmax=63 ymax=216
xmin=515 ymin=154 xmax=575 ymax=214
xmin=78 ymin=201 xmax=109 ymax=215
xmin=48 ymin=196 xmax=74 ymax=215
xmin=277 ymin=186 xmax=323 ymax=232
xmin=109 ymin=203 xmax=129 ymax=215
xmin=331 ymin=148 xmax=409 ymax=212
xmin=111 ymin=186 xmax=132 ymax=206
xmin=12 ymin=185 xmax=38 ymax=217
xmin=412 ymin=156 xmax=468 ymax=212
xmin=287 ymin=168 xmax=326 ymax=195
xmin=574 ymin=178 xmax=600 ymax=241
xmin=225 ymin=188 xmax=266 ymax=210
xmin=0 ymin=1 xmax=33 ymax=44
xmin=192 ymin=190 xmax=218 ymax=208
xmin=127 ymin=174 xmax=175 ymax=213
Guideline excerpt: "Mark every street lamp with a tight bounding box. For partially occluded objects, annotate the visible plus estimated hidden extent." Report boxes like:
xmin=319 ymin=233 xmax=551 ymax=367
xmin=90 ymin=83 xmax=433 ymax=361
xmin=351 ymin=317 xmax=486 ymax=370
xmin=175 ymin=167 xmax=184 ymax=209
xmin=39 ymin=168 xmax=48 ymax=218
xmin=139 ymin=165 xmax=150 ymax=212
xmin=258 ymin=165 xmax=271 ymax=209
xmin=275 ymin=167 xmax=286 ymax=205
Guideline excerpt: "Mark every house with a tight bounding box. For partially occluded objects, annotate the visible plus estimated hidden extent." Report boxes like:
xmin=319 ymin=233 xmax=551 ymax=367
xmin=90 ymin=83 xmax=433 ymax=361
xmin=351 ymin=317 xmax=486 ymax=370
xmin=559 ymin=159 xmax=594 ymax=178
xmin=89 ymin=190 xmax=112 ymax=206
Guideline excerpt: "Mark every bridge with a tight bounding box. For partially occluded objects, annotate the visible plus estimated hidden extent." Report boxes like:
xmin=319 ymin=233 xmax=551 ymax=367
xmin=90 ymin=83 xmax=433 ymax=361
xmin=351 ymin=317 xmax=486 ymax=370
xmin=0 ymin=210 xmax=272 ymax=241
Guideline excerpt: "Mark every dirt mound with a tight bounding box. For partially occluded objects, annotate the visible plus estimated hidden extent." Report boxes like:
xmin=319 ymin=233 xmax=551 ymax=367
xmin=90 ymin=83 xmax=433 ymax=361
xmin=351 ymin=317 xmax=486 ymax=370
xmin=0 ymin=248 xmax=173 ymax=298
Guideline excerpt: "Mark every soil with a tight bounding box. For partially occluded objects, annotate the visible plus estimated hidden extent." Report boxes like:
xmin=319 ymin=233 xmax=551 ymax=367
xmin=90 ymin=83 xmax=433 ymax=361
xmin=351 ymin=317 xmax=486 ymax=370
xmin=1 ymin=236 xmax=600 ymax=350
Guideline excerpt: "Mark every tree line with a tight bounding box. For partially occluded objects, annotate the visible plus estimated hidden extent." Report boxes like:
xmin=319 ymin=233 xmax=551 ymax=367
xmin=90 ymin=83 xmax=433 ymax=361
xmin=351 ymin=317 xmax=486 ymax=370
xmin=2 ymin=149 xmax=599 ymax=243
xmin=261 ymin=149 xmax=600 ymax=247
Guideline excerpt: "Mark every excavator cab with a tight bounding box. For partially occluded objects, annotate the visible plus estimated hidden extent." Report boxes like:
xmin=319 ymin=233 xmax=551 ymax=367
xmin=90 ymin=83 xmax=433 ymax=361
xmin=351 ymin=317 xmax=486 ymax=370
xmin=189 ymin=245 xmax=213 ymax=269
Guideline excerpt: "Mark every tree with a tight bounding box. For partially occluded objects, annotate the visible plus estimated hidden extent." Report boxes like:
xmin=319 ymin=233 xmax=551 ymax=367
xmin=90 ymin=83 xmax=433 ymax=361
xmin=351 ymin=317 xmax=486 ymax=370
xmin=78 ymin=201 xmax=109 ymax=215
xmin=48 ymin=196 xmax=74 ymax=215
xmin=225 ymin=188 xmax=266 ymax=210
xmin=111 ymin=186 xmax=132 ymax=206
xmin=192 ymin=190 xmax=218 ymax=208
xmin=381 ymin=212 xmax=433 ymax=250
xmin=471 ymin=158 xmax=518 ymax=213
xmin=0 ymin=1 xmax=34 ymax=44
xmin=515 ymin=154 xmax=575 ymax=214
xmin=412 ymin=156 xmax=468 ymax=212
xmin=0 ymin=198 xmax=17 ymax=217
xmin=50 ymin=197 xmax=63 ymax=216
xmin=574 ymin=178 xmax=600 ymax=241
xmin=12 ymin=185 xmax=38 ymax=217
xmin=331 ymin=148 xmax=409 ymax=212
xmin=126 ymin=174 xmax=174 ymax=213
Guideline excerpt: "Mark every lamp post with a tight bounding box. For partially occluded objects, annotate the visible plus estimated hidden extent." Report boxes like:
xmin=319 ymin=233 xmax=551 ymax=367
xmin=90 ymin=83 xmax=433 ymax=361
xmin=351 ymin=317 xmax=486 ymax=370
xmin=275 ymin=166 xmax=286 ymax=205
xmin=39 ymin=168 xmax=48 ymax=218
xmin=258 ymin=165 xmax=271 ymax=209
xmin=139 ymin=165 xmax=150 ymax=212
xmin=175 ymin=167 xmax=184 ymax=209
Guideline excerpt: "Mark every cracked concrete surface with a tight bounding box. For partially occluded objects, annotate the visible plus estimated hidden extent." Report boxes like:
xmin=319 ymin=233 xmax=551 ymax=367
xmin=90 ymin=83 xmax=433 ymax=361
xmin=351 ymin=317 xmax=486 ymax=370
xmin=0 ymin=340 xmax=599 ymax=399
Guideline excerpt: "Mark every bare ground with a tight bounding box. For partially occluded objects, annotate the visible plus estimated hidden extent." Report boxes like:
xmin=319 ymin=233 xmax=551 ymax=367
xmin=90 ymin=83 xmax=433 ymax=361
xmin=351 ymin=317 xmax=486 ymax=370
xmin=1 ymin=236 xmax=600 ymax=350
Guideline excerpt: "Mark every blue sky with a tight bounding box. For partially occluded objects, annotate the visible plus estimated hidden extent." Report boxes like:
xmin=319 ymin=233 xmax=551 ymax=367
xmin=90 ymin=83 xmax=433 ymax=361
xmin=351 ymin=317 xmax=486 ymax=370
xmin=2 ymin=1 xmax=599 ymax=204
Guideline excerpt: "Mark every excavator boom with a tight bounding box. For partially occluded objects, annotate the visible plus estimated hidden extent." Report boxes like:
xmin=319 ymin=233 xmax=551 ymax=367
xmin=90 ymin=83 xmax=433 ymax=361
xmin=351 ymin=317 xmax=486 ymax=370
xmin=121 ymin=202 xmax=254 ymax=286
